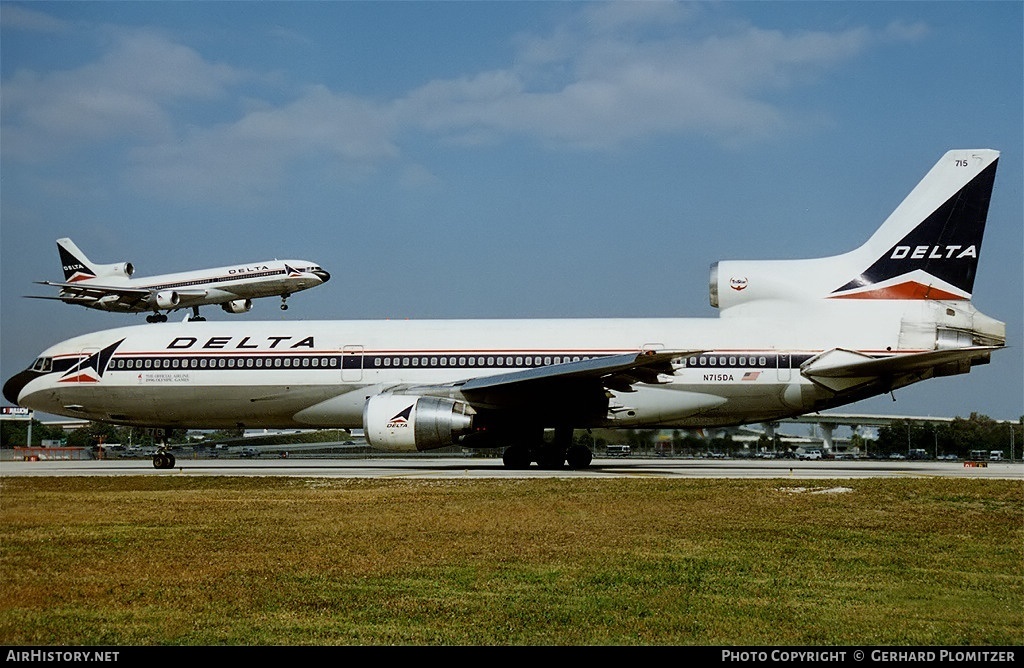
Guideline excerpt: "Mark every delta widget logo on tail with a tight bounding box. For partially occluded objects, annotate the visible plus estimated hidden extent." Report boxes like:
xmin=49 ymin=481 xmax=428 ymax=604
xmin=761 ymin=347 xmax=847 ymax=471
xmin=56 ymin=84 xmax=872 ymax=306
xmin=830 ymin=159 xmax=996 ymax=300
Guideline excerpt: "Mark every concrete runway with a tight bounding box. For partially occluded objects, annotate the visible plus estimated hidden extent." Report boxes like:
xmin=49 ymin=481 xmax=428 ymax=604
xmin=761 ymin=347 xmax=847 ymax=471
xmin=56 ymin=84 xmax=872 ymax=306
xmin=1 ymin=456 xmax=1020 ymax=480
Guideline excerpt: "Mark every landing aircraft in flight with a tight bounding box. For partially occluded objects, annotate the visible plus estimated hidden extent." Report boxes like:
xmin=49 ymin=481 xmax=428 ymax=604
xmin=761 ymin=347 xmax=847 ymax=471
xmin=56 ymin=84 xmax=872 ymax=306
xmin=28 ymin=238 xmax=330 ymax=322
xmin=4 ymin=150 xmax=1005 ymax=469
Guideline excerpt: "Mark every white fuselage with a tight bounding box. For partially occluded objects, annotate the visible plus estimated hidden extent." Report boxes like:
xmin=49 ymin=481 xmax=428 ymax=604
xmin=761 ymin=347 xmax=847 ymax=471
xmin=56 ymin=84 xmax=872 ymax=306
xmin=60 ymin=260 xmax=328 ymax=312
xmin=12 ymin=297 xmax=995 ymax=432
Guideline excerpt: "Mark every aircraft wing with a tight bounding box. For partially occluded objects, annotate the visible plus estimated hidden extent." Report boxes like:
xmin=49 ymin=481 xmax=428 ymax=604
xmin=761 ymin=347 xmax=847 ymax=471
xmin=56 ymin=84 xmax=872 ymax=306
xmin=434 ymin=350 xmax=700 ymax=410
xmin=32 ymin=281 xmax=208 ymax=309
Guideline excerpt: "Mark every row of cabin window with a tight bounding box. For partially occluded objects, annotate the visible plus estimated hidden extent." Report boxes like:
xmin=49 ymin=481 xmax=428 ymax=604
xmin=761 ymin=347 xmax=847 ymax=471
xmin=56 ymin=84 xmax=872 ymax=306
xmin=687 ymin=356 xmax=769 ymax=368
xmin=159 ymin=269 xmax=282 ymax=289
xmin=112 ymin=357 xmax=339 ymax=370
xmin=373 ymin=355 xmax=590 ymax=368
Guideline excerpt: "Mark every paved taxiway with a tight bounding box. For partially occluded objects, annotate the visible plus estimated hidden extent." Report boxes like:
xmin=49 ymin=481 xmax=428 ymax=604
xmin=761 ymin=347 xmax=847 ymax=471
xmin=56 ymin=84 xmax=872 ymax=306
xmin=1 ymin=457 xmax=1020 ymax=480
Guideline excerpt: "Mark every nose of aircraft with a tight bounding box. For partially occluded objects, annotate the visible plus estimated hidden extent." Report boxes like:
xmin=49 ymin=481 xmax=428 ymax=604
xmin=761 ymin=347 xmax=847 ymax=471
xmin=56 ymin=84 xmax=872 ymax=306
xmin=3 ymin=369 xmax=35 ymax=405
xmin=314 ymin=269 xmax=331 ymax=283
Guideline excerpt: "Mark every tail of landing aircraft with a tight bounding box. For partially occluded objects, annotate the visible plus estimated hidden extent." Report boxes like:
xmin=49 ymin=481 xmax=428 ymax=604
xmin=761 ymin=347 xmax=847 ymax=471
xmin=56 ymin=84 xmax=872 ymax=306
xmin=711 ymin=149 xmax=999 ymax=311
xmin=56 ymin=238 xmax=134 ymax=282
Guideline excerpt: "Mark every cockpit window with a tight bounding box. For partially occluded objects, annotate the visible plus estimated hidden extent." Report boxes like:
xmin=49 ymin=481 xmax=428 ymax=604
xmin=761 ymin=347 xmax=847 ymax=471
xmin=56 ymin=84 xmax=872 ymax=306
xmin=31 ymin=357 xmax=52 ymax=373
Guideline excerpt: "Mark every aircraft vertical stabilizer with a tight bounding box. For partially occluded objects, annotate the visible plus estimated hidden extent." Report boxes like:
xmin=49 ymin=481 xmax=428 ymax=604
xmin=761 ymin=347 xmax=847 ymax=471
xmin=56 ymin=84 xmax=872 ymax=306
xmin=711 ymin=149 xmax=999 ymax=310
xmin=56 ymin=238 xmax=135 ymax=282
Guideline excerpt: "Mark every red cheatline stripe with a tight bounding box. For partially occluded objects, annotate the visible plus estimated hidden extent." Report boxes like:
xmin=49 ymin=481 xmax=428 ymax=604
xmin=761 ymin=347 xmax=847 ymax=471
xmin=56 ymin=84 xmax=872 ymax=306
xmin=58 ymin=375 xmax=99 ymax=383
xmin=830 ymin=281 xmax=964 ymax=300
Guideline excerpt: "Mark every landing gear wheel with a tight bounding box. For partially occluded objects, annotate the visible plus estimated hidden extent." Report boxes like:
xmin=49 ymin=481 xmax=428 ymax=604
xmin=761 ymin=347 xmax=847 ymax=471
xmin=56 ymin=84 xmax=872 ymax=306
xmin=280 ymin=304 xmax=289 ymax=311
xmin=146 ymin=314 xmax=168 ymax=323
xmin=536 ymin=448 xmax=567 ymax=470
xmin=152 ymin=452 xmax=176 ymax=469
xmin=566 ymin=444 xmax=593 ymax=470
xmin=502 ymin=445 xmax=532 ymax=470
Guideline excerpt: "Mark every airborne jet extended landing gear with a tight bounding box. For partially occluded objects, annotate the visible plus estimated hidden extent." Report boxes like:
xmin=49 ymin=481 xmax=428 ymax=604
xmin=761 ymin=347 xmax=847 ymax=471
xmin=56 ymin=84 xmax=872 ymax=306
xmin=280 ymin=294 xmax=290 ymax=311
xmin=188 ymin=306 xmax=206 ymax=322
xmin=146 ymin=313 xmax=168 ymax=323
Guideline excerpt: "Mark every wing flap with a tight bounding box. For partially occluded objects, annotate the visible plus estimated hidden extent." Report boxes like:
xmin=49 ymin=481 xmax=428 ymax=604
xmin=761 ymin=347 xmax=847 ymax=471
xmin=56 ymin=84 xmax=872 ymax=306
xmin=399 ymin=349 xmax=701 ymax=412
xmin=458 ymin=350 xmax=693 ymax=394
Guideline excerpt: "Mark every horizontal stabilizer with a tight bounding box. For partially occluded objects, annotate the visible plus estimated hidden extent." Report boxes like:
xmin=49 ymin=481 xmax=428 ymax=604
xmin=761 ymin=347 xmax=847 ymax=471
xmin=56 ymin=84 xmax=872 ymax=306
xmin=36 ymin=280 xmax=151 ymax=297
xmin=801 ymin=346 xmax=998 ymax=379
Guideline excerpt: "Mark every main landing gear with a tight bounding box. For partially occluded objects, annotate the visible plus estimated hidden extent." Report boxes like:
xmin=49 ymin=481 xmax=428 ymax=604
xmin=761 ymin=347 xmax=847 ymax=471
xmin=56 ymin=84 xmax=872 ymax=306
xmin=150 ymin=430 xmax=176 ymax=469
xmin=146 ymin=307 xmax=205 ymax=323
xmin=152 ymin=450 xmax=176 ymax=469
xmin=501 ymin=427 xmax=594 ymax=470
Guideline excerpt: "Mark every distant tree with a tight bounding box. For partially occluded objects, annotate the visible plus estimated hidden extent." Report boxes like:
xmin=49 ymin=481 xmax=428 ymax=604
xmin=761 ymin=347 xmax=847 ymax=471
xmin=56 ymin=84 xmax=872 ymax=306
xmin=708 ymin=434 xmax=734 ymax=455
xmin=65 ymin=422 xmax=119 ymax=448
xmin=625 ymin=429 xmax=659 ymax=455
xmin=574 ymin=431 xmax=597 ymax=449
xmin=1 ymin=419 xmax=66 ymax=448
xmin=947 ymin=413 xmax=1008 ymax=455
xmin=205 ymin=428 xmax=245 ymax=442
xmin=876 ymin=414 xmax=1011 ymax=458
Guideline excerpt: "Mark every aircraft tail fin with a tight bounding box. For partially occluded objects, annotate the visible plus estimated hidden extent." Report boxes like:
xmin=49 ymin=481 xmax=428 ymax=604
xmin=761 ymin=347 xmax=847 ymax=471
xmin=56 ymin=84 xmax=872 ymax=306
xmin=828 ymin=149 xmax=998 ymax=301
xmin=55 ymin=238 xmax=134 ymax=282
xmin=57 ymin=238 xmax=97 ymax=282
xmin=711 ymin=149 xmax=1000 ymax=310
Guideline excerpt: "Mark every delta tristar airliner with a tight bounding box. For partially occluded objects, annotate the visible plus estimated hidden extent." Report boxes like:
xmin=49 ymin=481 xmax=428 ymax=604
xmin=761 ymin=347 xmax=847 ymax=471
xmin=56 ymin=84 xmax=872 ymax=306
xmin=28 ymin=238 xmax=330 ymax=322
xmin=4 ymin=149 xmax=1006 ymax=470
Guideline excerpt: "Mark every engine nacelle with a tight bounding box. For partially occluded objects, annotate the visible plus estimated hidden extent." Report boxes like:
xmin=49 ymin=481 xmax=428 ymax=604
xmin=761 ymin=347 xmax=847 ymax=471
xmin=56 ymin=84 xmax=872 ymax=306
xmin=221 ymin=298 xmax=253 ymax=314
xmin=153 ymin=290 xmax=180 ymax=309
xmin=363 ymin=395 xmax=474 ymax=452
xmin=96 ymin=262 xmax=134 ymax=279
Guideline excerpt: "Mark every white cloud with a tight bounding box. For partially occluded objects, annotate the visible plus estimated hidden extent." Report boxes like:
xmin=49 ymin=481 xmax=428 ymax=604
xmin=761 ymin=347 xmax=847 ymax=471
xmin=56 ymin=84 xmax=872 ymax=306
xmin=1 ymin=6 xmax=924 ymax=205
xmin=126 ymin=85 xmax=399 ymax=206
xmin=2 ymin=30 xmax=239 ymax=162
xmin=395 ymin=11 xmax=886 ymax=149
xmin=0 ymin=4 xmax=70 ymax=34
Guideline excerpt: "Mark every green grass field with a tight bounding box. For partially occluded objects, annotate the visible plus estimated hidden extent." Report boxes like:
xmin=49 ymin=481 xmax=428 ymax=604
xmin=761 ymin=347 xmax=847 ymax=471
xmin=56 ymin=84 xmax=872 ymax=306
xmin=1 ymin=477 xmax=1021 ymax=646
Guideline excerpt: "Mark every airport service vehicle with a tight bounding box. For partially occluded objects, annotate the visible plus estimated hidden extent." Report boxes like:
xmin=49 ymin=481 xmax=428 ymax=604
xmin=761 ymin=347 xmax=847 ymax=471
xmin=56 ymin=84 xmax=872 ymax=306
xmin=4 ymin=150 xmax=1006 ymax=470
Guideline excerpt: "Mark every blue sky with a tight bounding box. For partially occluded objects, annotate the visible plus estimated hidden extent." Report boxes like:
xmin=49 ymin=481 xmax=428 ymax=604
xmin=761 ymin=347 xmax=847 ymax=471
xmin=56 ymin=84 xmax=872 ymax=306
xmin=2 ymin=1 xmax=1021 ymax=422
